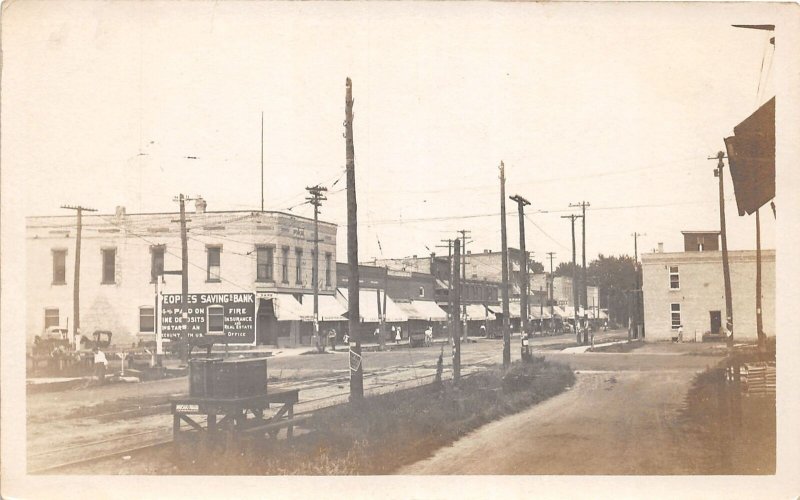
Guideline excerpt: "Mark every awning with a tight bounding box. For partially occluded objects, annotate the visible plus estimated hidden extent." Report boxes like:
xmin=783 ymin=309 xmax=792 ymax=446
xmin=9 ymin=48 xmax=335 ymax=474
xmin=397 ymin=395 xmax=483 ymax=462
xmin=435 ymin=279 xmax=449 ymax=290
xmin=258 ymin=293 xmax=304 ymax=321
xmin=530 ymin=308 xmax=552 ymax=320
xmin=464 ymin=304 xmax=496 ymax=321
xmin=551 ymin=306 xmax=567 ymax=318
xmin=335 ymin=288 xmax=408 ymax=323
xmin=298 ymin=294 xmax=348 ymax=322
xmin=397 ymin=300 xmax=448 ymax=321
xmin=486 ymin=303 xmax=519 ymax=319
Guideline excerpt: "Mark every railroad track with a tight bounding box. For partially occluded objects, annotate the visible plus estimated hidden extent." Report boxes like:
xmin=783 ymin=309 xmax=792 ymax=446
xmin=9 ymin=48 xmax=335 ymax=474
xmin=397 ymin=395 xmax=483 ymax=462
xmin=29 ymin=354 xmax=502 ymax=474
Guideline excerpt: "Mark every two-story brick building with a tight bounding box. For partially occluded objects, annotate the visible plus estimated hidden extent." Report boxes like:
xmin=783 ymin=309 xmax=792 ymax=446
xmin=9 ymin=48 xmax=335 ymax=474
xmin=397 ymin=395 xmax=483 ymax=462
xmin=641 ymin=231 xmax=775 ymax=342
xmin=26 ymin=198 xmax=338 ymax=347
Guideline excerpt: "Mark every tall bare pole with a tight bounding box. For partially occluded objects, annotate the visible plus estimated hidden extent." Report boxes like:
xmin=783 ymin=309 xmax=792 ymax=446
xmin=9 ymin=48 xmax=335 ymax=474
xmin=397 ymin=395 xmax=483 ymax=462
xmin=61 ymin=205 xmax=97 ymax=345
xmin=510 ymin=195 xmax=531 ymax=336
xmin=437 ymin=239 xmax=454 ymax=343
xmin=172 ymin=194 xmax=192 ymax=363
xmin=457 ymin=229 xmax=471 ymax=341
xmin=755 ymin=209 xmax=765 ymax=354
xmin=261 ymin=111 xmax=265 ymax=211
xmin=562 ymin=214 xmax=582 ymax=344
xmin=306 ymin=185 xmax=327 ymax=352
xmin=547 ymin=252 xmax=556 ymax=327
xmin=452 ymin=238 xmax=462 ymax=383
xmin=499 ymin=162 xmax=511 ymax=368
xmin=632 ymin=232 xmax=645 ymax=340
xmin=709 ymin=151 xmax=734 ymax=346
xmin=345 ymin=77 xmax=363 ymax=401
xmin=570 ymin=202 xmax=590 ymax=312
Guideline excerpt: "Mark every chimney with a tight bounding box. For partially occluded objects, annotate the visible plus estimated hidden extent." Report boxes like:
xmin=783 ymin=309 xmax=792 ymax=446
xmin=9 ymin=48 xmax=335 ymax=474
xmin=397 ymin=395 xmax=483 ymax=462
xmin=412 ymin=255 xmax=417 ymax=259
xmin=657 ymin=242 xmax=664 ymax=253
xmin=115 ymin=206 xmax=126 ymax=218
xmin=195 ymin=197 xmax=207 ymax=215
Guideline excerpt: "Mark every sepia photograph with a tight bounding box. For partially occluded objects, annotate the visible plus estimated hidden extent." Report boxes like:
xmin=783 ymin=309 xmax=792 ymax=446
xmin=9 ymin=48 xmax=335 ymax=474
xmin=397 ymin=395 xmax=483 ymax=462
xmin=1 ymin=1 xmax=798 ymax=498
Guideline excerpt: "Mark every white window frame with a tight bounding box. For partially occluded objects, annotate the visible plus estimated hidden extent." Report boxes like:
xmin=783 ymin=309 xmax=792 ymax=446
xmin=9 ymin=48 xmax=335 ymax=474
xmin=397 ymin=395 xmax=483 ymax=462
xmin=207 ymin=245 xmax=222 ymax=283
xmin=670 ymin=303 xmax=681 ymax=330
xmin=139 ymin=306 xmax=155 ymax=333
xmin=419 ymin=286 xmax=425 ymax=298
xmin=44 ymin=308 xmax=60 ymax=329
xmin=669 ymin=265 xmax=680 ymax=290
xmin=207 ymin=305 xmax=225 ymax=334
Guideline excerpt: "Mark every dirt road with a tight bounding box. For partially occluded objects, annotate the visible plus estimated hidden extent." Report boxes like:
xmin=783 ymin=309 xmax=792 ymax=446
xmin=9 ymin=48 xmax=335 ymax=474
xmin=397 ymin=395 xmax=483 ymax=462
xmin=400 ymin=344 xmax=722 ymax=475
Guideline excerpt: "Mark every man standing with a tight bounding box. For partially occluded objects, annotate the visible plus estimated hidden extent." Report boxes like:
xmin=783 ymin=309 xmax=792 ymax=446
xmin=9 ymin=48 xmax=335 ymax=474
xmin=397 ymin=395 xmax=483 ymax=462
xmin=93 ymin=347 xmax=108 ymax=385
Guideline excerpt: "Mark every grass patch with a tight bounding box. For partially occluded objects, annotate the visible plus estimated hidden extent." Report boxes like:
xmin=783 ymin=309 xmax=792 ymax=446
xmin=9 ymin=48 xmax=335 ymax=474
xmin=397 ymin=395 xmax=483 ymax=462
xmin=175 ymin=357 xmax=575 ymax=475
xmin=589 ymin=341 xmax=644 ymax=353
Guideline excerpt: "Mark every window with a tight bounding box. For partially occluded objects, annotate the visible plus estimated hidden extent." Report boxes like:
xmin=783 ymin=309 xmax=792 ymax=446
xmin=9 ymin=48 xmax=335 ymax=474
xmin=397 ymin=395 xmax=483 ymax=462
xmin=256 ymin=246 xmax=274 ymax=281
xmin=151 ymin=245 xmax=165 ymax=283
xmin=669 ymin=266 xmax=680 ymax=289
xmin=670 ymin=303 xmax=681 ymax=329
xmin=139 ymin=306 xmax=155 ymax=333
xmin=207 ymin=246 xmax=221 ymax=282
xmin=295 ymin=248 xmax=303 ymax=285
xmin=325 ymin=253 xmax=332 ymax=287
xmin=44 ymin=308 xmax=60 ymax=329
xmin=102 ymin=248 xmax=116 ymax=284
xmin=281 ymin=246 xmax=290 ymax=284
xmin=52 ymin=249 xmax=67 ymax=285
xmin=207 ymin=305 xmax=224 ymax=334
xmin=419 ymin=286 xmax=425 ymax=298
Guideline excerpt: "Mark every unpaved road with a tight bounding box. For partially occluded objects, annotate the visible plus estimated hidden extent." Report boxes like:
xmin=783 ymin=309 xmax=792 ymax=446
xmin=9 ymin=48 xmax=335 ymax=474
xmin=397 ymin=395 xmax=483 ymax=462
xmin=400 ymin=344 xmax=722 ymax=475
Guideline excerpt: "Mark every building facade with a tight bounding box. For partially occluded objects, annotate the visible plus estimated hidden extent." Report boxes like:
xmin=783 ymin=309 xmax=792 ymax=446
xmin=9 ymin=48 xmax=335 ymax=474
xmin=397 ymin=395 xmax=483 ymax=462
xmin=26 ymin=199 xmax=337 ymax=347
xmin=641 ymin=237 xmax=775 ymax=342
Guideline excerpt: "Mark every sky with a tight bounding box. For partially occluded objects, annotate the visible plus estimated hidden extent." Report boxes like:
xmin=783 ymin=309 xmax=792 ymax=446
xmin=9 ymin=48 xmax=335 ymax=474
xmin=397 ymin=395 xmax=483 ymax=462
xmin=2 ymin=1 xmax=789 ymax=268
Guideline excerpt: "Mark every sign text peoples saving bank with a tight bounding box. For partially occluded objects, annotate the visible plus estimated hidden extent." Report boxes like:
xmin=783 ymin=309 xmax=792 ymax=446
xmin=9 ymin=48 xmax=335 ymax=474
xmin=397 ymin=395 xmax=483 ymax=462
xmin=161 ymin=293 xmax=255 ymax=343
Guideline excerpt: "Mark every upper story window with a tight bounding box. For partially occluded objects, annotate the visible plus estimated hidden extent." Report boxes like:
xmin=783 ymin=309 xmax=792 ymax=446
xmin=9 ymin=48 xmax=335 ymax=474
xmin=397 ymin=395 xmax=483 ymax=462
xmin=101 ymin=248 xmax=116 ymax=284
xmin=151 ymin=245 xmax=165 ymax=283
xmin=256 ymin=246 xmax=274 ymax=282
xmin=281 ymin=246 xmax=290 ymax=284
xmin=669 ymin=266 xmax=680 ymax=289
xmin=207 ymin=246 xmax=221 ymax=282
xmin=325 ymin=253 xmax=332 ymax=287
xmin=295 ymin=248 xmax=303 ymax=285
xmin=52 ymin=249 xmax=67 ymax=285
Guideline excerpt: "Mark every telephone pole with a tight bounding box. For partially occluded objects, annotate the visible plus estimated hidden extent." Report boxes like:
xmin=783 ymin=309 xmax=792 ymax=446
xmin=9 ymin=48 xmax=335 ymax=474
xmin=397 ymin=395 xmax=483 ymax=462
xmin=260 ymin=111 xmax=265 ymax=211
xmin=709 ymin=151 xmax=734 ymax=347
xmin=547 ymin=252 xmax=556 ymax=327
xmin=452 ymin=238 xmax=462 ymax=383
xmin=457 ymin=229 xmax=471 ymax=341
xmin=61 ymin=205 xmax=97 ymax=346
xmin=562 ymin=214 xmax=583 ymax=344
xmin=570 ymin=202 xmax=590 ymax=313
xmin=509 ymin=195 xmax=531 ymax=337
xmin=498 ymin=163 xmax=511 ymax=367
xmin=306 ymin=185 xmax=327 ymax=352
xmin=436 ymin=239 xmax=454 ymax=343
xmin=172 ymin=194 xmax=195 ymax=363
xmin=345 ymin=77 xmax=363 ymax=401
xmin=632 ymin=232 xmax=645 ymax=340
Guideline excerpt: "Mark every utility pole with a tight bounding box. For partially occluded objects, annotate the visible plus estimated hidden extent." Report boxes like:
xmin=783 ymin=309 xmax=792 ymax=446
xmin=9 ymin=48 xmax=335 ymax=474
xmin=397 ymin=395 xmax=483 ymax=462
xmin=452 ymin=238 xmax=462 ymax=383
xmin=173 ymin=194 xmax=194 ymax=363
xmin=755 ymin=209 xmax=765 ymax=354
xmin=498 ymin=162 xmax=511 ymax=368
xmin=709 ymin=151 xmax=734 ymax=347
xmin=306 ymin=185 xmax=328 ymax=352
xmin=436 ymin=239 xmax=454 ymax=344
xmin=261 ymin=111 xmax=265 ymax=211
xmin=345 ymin=77 xmax=363 ymax=401
xmin=61 ymin=205 xmax=97 ymax=346
xmin=562 ymin=214 xmax=583 ymax=344
xmin=570 ymin=202 xmax=590 ymax=315
xmin=547 ymin=252 xmax=556 ymax=330
xmin=509 ymin=195 xmax=531 ymax=337
xmin=457 ymin=229 xmax=471 ymax=341
xmin=631 ymin=232 xmax=645 ymax=340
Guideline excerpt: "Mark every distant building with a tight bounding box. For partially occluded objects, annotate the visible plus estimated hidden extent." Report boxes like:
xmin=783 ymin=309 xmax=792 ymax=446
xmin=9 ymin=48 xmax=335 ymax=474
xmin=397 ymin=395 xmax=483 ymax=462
xmin=26 ymin=199 xmax=338 ymax=347
xmin=641 ymin=232 xmax=775 ymax=342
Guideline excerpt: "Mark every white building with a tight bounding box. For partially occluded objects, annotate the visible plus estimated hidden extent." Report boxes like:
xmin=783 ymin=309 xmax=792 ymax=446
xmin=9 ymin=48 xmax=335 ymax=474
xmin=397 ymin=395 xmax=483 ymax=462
xmin=26 ymin=199 xmax=338 ymax=347
xmin=641 ymin=232 xmax=775 ymax=342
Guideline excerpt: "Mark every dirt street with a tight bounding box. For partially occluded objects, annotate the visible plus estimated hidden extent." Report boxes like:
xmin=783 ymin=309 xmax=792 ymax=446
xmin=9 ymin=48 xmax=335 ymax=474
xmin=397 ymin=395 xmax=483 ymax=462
xmin=400 ymin=344 xmax=723 ymax=475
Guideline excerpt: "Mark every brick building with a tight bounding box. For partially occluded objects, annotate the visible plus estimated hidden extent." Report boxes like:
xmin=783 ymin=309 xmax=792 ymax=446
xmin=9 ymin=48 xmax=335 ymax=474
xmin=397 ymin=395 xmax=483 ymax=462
xmin=26 ymin=199 xmax=338 ymax=347
xmin=641 ymin=231 xmax=775 ymax=342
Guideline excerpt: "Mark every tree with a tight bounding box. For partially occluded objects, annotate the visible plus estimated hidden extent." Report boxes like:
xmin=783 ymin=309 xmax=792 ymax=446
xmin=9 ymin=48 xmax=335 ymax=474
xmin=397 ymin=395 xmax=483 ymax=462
xmin=586 ymin=254 xmax=637 ymax=325
xmin=554 ymin=261 xmax=580 ymax=277
xmin=529 ymin=259 xmax=544 ymax=274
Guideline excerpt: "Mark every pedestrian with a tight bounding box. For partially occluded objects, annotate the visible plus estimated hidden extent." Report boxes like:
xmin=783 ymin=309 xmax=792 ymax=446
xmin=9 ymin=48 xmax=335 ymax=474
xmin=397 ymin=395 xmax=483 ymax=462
xmin=343 ymin=332 xmax=349 ymax=345
xmin=678 ymin=324 xmax=684 ymax=343
xmin=328 ymin=328 xmax=337 ymax=350
xmin=480 ymin=324 xmax=487 ymax=338
xmin=395 ymin=327 xmax=401 ymax=344
xmin=93 ymin=347 xmax=108 ymax=385
xmin=424 ymin=325 xmax=433 ymax=347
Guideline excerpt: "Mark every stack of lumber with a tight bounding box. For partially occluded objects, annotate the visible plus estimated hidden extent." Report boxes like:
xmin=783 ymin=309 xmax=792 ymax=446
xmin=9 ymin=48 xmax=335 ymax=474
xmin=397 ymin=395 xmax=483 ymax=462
xmin=741 ymin=362 xmax=776 ymax=395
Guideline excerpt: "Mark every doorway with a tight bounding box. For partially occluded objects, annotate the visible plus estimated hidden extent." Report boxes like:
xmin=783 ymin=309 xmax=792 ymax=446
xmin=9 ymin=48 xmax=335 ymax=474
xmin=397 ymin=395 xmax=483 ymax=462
xmin=709 ymin=310 xmax=721 ymax=334
xmin=257 ymin=299 xmax=278 ymax=345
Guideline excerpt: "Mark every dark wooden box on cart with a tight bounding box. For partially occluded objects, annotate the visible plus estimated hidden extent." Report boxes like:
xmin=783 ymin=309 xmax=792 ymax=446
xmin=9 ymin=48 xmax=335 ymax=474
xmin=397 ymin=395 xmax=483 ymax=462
xmin=189 ymin=357 xmax=267 ymax=398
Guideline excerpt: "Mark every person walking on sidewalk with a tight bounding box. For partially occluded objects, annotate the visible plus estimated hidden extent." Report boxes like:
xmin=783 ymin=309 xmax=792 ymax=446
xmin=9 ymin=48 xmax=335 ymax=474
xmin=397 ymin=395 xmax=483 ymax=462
xmin=395 ymin=327 xmax=401 ymax=344
xmin=93 ymin=347 xmax=108 ymax=385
